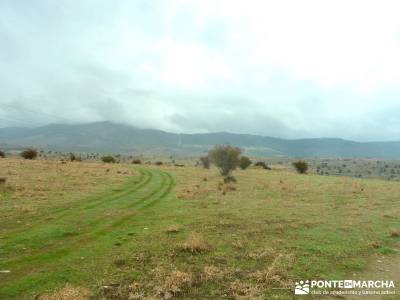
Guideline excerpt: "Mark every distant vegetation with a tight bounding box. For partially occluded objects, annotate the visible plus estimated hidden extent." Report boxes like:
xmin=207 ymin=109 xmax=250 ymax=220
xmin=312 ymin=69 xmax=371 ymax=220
xmin=101 ymin=155 xmax=116 ymax=163
xmin=239 ymin=156 xmax=252 ymax=170
xmin=254 ymin=161 xmax=271 ymax=170
xmin=0 ymin=150 xmax=5 ymax=158
xmin=292 ymin=160 xmax=309 ymax=174
xmin=69 ymin=153 xmax=82 ymax=162
xmin=2 ymin=122 xmax=400 ymax=158
xmin=200 ymin=156 xmax=211 ymax=169
xmin=20 ymin=148 xmax=38 ymax=160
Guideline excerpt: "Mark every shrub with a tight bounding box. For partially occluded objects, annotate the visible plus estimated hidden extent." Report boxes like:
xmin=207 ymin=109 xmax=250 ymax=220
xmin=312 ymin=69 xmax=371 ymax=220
xmin=199 ymin=156 xmax=211 ymax=169
xmin=132 ymin=159 xmax=142 ymax=164
xmin=208 ymin=145 xmax=241 ymax=176
xmin=20 ymin=148 xmax=38 ymax=160
xmin=239 ymin=156 xmax=252 ymax=170
xmin=69 ymin=153 xmax=77 ymax=161
xmin=155 ymin=161 xmax=163 ymax=166
xmin=254 ymin=161 xmax=271 ymax=170
xmin=69 ymin=153 xmax=82 ymax=162
xmin=101 ymin=155 xmax=116 ymax=163
xmin=0 ymin=150 xmax=5 ymax=158
xmin=0 ymin=177 xmax=6 ymax=185
xmin=293 ymin=160 xmax=308 ymax=174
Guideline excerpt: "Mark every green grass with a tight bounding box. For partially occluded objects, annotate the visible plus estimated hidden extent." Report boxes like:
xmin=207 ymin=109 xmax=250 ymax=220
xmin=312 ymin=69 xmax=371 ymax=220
xmin=0 ymin=167 xmax=174 ymax=299
xmin=0 ymin=163 xmax=399 ymax=299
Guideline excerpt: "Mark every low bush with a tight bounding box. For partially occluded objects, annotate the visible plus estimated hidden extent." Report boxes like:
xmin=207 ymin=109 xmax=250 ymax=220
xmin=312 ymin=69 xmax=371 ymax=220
xmin=20 ymin=148 xmax=38 ymax=160
xmin=101 ymin=155 xmax=116 ymax=163
xmin=0 ymin=150 xmax=5 ymax=158
xmin=155 ymin=161 xmax=163 ymax=166
xmin=199 ymin=156 xmax=211 ymax=169
xmin=69 ymin=153 xmax=82 ymax=162
xmin=293 ymin=160 xmax=308 ymax=174
xmin=132 ymin=159 xmax=142 ymax=164
xmin=254 ymin=161 xmax=271 ymax=170
xmin=239 ymin=156 xmax=252 ymax=170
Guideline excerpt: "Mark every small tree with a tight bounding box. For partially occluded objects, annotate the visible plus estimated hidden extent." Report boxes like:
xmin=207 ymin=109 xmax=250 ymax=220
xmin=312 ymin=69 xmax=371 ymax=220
xmin=0 ymin=150 xmax=5 ymax=158
xmin=69 ymin=153 xmax=77 ymax=161
xmin=21 ymin=148 xmax=38 ymax=160
xmin=239 ymin=156 xmax=252 ymax=170
xmin=101 ymin=155 xmax=116 ymax=163
xmin=208 ymin=145 xmax=241 ymax=176
xmin=69 ymin=153 xmax=82 ymax=162
xmin=199 ymin=156 xmax=211 ymax=169
xmin=293 ymin=160 xmax=308 ymax=174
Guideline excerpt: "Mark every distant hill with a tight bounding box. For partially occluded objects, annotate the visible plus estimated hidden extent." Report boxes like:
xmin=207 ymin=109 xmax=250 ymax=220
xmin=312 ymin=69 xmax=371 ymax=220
xmin=0 ymin=121 xmax=400 ymax=158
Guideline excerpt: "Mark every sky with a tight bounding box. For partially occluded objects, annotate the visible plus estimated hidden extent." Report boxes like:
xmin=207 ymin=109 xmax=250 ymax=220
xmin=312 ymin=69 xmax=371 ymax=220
xmin=1 ymin=0 xmax=400 ymax=141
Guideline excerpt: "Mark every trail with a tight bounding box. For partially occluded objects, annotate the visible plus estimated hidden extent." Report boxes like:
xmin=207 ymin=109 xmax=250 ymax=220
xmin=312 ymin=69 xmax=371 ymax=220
xmin=0 ymin=167 xmax=174 ymax=299
xmin=318 ymin=246 xmax=400 ymax=300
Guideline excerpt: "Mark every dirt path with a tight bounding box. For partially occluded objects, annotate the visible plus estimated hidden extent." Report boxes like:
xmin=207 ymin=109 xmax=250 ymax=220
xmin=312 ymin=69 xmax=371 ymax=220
xmin=318 ymin=246 xmax=400 ymax=300
xmin=0 ymin=167 xmax=175 ymax=299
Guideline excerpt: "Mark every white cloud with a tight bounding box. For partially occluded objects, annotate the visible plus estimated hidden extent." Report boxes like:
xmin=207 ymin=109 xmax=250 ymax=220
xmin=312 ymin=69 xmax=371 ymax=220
xmin=176 ymin=0 xmax=400 ymax=92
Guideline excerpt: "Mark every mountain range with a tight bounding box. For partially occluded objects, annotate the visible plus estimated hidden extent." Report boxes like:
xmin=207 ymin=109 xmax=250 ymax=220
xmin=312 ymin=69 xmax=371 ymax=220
xmin=0 ymin=121 xmax=399 ymax=158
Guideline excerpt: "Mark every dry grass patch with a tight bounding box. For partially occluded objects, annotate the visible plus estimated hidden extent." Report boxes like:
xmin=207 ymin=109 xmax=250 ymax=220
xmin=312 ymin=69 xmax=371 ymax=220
xmin=247 ymin=248 xmax=276 ymax=260
xmin=250 ymin=253 xmax=294 ymax=288
xmin=369 ymin=241 xmax=382 ymax=249
xmin=217 ymin=182 xmax=237 ymax=194
xmin=0 ymin=158 xmax=134 ymax=227
xmin=176 ymin=186 xmax=211 ymax=200
xmin=229 ymin=280 xmax=262 ymax=300
xmin=154 ymin=270 xmax=193 ymax=299
xmin=99 ymin=282 xmax=145 ymax=300
xmin=37 ymin=284 xmax=90 ymax=300
xmin=0 ymin=158 xmax=133 ymax=201
xmin=179 ymin=232 xmax=210 ymax=253
xmin=202 ymin=265 xmax=223 ymax=281
xmin=163 ymin=225 xmax=181 ymax=234
xmin=389 ymin=228 xmax=400 ymax=237
xmin=222 ymin=183 xmax=237 ymax=195
xmin=232 ymin=239 xmax=245 ymax=249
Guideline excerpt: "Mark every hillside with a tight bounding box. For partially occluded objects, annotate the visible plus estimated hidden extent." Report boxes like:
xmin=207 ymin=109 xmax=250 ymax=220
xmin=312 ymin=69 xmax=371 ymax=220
xmin=1 ymin=160 xmax=400 ymax=298
xmin=1 ymin=121 xmax=400 ymax=158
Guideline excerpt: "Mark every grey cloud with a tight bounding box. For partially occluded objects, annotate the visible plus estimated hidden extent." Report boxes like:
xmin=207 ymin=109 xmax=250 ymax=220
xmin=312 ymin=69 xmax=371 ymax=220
xmin=0 ymin=1 xmax=400 ymax=142
xmin=169 ymin=110 xmax=308 ymax=138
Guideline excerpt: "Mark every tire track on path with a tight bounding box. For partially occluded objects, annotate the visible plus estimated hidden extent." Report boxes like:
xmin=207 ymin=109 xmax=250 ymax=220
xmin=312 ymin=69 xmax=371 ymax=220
xmin=0 ymin=168 xmax=174 ymax=289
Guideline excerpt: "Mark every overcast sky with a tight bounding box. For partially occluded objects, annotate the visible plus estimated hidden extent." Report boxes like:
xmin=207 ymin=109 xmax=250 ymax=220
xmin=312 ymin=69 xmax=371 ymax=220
xmin=1 ymin=0 xmax=400 ymax=141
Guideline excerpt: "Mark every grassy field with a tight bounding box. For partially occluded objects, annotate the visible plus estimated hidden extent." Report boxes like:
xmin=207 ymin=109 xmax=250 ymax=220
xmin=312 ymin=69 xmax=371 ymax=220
xmin=0 ymin=158 xmax=399 ymax=299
